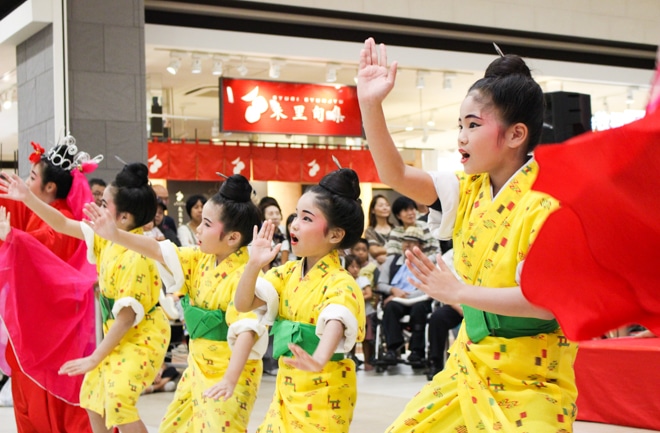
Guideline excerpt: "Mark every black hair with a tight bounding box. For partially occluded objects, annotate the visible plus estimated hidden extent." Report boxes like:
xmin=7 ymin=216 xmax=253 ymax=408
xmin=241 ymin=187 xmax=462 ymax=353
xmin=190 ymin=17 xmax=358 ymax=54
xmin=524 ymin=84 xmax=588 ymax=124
xmin=353 ymin=237 xmax=369 ymax=249
xmin=209 ymin=174 xmax=261 ymax=248
xmin=258 ymin=196 xmax=282 ymax=222
xmin=111 ymin=163 xmax=157 ymax=230
xmin=285 ymin=212 xmax=297 ymax=241
xmin=343 ymin=254 xmax=359 ymax=271
xmin=367 ymin=194 xmax=394 ymax=229
xmin=38 ymin=159 xmax=73 ymax=199
xmin=391 ymin=196 xmax=416 ymax=225
xmin=185 ymin=194 xmax=207 ymax=218
xmin=309 ymin=168 xmax=364 ymax=250
xmin=468 ymin=54 xmax=544 ymax=153
xmin=89 ymin=178 xmax=107 ymax=188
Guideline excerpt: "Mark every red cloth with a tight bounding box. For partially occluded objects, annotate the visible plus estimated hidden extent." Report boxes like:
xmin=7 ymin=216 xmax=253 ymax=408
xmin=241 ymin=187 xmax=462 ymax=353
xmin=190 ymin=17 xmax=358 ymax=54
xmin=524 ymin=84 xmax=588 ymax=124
xmin=7 ymin=345 xmax=92 ymax=433
xmin=574 ymin=337 xmax=660 ymax=430
xmin=521 ymin=109 xmax=660 ymax=341
xmin=0 ymin=229 xmax=97 ymax=403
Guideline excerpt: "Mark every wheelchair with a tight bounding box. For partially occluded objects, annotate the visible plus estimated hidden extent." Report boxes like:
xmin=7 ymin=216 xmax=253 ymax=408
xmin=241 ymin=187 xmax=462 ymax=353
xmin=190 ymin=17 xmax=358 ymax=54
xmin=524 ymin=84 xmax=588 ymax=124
xmin=372 ymin=294 xmax=433 ymax=374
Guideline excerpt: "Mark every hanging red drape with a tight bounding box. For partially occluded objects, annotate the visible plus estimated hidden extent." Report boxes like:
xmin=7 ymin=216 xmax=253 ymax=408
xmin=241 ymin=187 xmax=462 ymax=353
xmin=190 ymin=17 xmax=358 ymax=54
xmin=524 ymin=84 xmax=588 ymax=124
xmin=147 ymin=142 xmax=170 ymax=178
xmin=349 ymin=148 xmax=380 ymax=183
xmin=167 ymin=143 xmax=196 ymax=180
xmin=196 ymin=144 xmax=225 ymax=181
xmin=276 ymin=146 xmax=302 ymax=182
xmin=222 ymin=144 xmax=252 ymax=179
xmin=301 ymin=147 xmax=328 ymax=183
xmin=251 ymin=146 xmax=278 ymax=181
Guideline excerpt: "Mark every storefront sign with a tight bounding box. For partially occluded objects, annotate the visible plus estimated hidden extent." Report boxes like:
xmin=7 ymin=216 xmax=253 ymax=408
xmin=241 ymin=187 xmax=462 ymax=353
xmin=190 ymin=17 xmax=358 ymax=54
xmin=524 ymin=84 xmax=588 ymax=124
xmin=219 ymin=78 xmax=362 ymax=137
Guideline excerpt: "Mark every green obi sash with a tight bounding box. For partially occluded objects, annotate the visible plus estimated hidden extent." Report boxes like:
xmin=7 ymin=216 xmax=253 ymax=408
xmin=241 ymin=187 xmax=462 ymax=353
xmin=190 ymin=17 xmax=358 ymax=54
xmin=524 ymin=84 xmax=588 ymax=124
xmin=180 ymin=295 xmax=229 ymax=341
xmin=99 ymin=294 xmax=115 ymax=323
xmin=271 ymin=319 xmax=344 ymax=361
xmin=463 ymin=305 xmax=559 ymax=343
xmin=99 ymin=294 xmax=156 ymax=323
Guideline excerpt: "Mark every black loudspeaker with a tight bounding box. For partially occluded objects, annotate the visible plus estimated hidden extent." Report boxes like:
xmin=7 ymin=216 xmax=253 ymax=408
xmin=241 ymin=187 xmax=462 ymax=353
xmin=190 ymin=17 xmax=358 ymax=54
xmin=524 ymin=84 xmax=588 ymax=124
xmin=540 ymin=91 xmax=592 ymax=144
xmin=150 ymin=97 xmax=164 ymax=137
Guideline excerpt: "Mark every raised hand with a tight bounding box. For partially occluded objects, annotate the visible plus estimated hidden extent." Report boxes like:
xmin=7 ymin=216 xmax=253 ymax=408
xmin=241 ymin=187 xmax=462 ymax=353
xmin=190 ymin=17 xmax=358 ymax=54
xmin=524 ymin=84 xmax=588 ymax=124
xmin=404 ymin=246 xmax=464 ymax=305
xmin=0 ymin=206 xmax=11 ymax=241
xmin=203 ymin=376 xmax=237 ymax=401
xmin=83 ymin=202 xmax=119 ymax=241
xmin=357 ymin=38 xmax=398 ymax=106
xmin=0 ymin=173 xmax=30 ymax=202
xmin=248 ymin=220 xmax=281 ymax=269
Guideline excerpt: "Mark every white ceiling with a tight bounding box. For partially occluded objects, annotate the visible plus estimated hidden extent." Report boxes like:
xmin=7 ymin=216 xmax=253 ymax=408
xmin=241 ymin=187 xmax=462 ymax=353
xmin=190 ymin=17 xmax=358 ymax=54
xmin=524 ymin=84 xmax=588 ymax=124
xmin=1 ymin=24 xmax=656 ymax=165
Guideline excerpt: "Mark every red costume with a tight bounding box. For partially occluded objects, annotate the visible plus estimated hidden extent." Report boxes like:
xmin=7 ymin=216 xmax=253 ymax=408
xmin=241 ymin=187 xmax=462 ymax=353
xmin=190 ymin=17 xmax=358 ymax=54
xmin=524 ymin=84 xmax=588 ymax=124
xmin=0 ymin=196 xmax=96 ymax=433
xmin=521 ymin=60 xmax=660 ymax=341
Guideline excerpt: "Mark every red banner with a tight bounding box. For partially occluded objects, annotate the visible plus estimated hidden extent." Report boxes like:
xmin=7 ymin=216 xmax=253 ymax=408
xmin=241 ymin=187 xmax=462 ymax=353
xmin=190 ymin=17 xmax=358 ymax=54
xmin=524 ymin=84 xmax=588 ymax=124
xmin=222 ymin=144 xmax=252 ymax=179
xmin=147 ymin=142 xmax=379 ymax=183
xmin=196 ymin=144 xmax=225 ymax=181
xmin=252 ymin=146 xmax=278 ymax=181
xmin=147 ymin=142 xmax=170 ymax=178
xmin=276 ymin=147 xmax=302 ymax=182
xmin=220 ymin=78 xmax=362 ymax=137
xmin=301 ymin=147 xmax=328 ymax=183
xmin=349 ymin=149 xmax=380 ymax=183
xmin=167 ymin=144 xmax=196 ymax=180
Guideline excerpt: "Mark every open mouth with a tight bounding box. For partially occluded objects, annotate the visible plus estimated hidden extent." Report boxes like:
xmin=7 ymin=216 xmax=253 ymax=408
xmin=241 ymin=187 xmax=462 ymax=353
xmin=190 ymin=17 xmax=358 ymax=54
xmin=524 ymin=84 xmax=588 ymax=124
xmin=459 ymin=149 xmax=470 ymax=163
xmin=290 ymin=233 xmax=299 ymax=245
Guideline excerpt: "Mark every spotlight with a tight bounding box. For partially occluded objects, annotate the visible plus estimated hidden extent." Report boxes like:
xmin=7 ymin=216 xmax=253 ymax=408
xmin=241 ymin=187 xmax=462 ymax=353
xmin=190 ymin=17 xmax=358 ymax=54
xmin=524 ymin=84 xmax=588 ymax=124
xmin=269 ymin=60 xmax=282 ymax=79
xmin=326 ymin=65 xmax=338 ymax=83
xmin=191 ymin=56 xmax=202 ymax=74
xmin=166 ymin=54 xmax=181 ymax=75
xmin=443 ymin=72 xmax=456 ymax=90
xmin=212 ymin=59 xmax=224 ymax=76
xmin=237 ymin=57 xmax=248 ymax=77
xmin=416 ymin=71 xmax=426 ymax=89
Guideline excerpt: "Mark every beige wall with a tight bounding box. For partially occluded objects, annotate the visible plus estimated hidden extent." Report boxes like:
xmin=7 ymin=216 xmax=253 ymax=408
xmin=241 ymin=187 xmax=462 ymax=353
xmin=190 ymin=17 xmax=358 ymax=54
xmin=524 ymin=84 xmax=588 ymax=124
xmin=244 ymin=0 xmax=660 ymax=45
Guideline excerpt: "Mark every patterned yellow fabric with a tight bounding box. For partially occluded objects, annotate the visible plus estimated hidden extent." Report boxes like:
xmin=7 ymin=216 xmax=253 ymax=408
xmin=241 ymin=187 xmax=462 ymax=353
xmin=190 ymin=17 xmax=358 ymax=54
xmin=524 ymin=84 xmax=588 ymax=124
xmin=387 ymin=161 xmax=578 ymax=433
xmin=258 ymin=250 xmax=365 ymax=433
xmin=80 ymin=229 xmax=170 ymax=427
xmin=160 ymin=246 xmax=262 ymax=433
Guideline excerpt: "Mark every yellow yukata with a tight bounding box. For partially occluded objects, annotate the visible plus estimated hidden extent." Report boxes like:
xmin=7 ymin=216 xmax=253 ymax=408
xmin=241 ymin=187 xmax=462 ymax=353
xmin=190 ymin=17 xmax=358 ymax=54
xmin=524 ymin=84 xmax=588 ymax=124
xmin=255 ymin=250 xmax=366 ymax=433
xmin=80 ymin=226 xmax=170 ymax=427
xmin=387 ymin=160 xmax=578 ymax=433
xmin=158 ymin=245 xmax=265 ymax=433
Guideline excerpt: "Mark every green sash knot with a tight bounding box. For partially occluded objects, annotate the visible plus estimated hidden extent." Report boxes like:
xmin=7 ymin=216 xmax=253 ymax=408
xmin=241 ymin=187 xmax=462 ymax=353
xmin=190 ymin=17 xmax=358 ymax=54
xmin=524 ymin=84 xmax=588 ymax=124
xmin=271 ymin=319 xmax=344 ymax=361
xmin=181 ymin=295 xmax=229 ymax=341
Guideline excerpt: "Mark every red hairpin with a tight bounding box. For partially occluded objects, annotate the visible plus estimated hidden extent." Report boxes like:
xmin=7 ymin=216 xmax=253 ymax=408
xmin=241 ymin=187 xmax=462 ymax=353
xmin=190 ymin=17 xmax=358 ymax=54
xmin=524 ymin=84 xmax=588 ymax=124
xmin=29 ymin=141 xmax=45 ymax=164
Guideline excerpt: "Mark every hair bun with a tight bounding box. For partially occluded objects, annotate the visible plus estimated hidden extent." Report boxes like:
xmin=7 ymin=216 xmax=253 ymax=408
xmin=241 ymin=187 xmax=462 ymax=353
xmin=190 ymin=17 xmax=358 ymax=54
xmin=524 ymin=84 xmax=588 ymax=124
xmin=319 ymin=168 xmax=361 ymax=201
xmin=484 ymin=54 xmax=532 ymax=79
xmin=115 ymin=162 xmax=149 ymax=188
xmin=219 ymin=174 xmax=253 ymax=202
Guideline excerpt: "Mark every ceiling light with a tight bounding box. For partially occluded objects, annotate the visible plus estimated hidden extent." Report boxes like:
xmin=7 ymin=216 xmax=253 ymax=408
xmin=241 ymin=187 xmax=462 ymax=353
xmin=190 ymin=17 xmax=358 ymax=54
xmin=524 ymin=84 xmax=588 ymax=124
xmin=269 ymin=60 xmax=282 ymax=79
xmin=2 ymin=96 xmax=11 ymax=110
xmin=326 ymin=65 xmax=338 ymax=83
xmin=237 ymin=57 xmax=248 ymax=77
xmin=166 ymin=54 xmax=181 ymax=75
xmin=212 ymin=59 xmax=224 ymax=76
xmin=191 ymin=56 xmax=202 ymax=74
xmin=416 ymin=71 xmax=426 ymax=89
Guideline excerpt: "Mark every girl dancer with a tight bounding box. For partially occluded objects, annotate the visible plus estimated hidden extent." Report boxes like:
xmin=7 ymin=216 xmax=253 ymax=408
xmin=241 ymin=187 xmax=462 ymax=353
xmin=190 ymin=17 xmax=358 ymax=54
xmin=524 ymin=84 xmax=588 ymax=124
xmin=84 ymin=174 xmax=266 ymax=433
xmin=357 ymin=37 xmax=578 ymax=432
xmin=234 ymin=168 xmax=366 ymax=433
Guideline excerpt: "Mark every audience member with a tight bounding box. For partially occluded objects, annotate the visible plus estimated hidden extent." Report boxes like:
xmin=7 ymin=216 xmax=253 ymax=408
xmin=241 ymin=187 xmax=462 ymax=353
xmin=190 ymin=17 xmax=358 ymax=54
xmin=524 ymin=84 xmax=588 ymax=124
xmin=177 ymin=194 xmax=206 ymax=247
xmin=386 ymin=196 xmax=439 ymax=257
xmin=88 ymin=178 xmax=106 ymax=207
xmin=155 ymin=198 xmax=180 ymax=246
xmin=364 ymin=194 xmax=395 ymax=264
xmin=378 ymin=226 xmax=433 ymax=366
